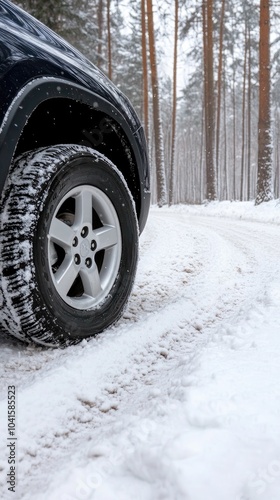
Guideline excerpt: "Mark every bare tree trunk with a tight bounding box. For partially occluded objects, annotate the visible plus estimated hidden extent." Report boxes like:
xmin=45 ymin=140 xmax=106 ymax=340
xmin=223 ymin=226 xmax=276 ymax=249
xmin=169 ymin=0 xmax=179 ymax=205
xmin=256 ymin=0 xmax=273 ymax=204
xmin=247 ymin=28 xmax=252 ymax=200
xmin=107 ymin=0 xmax=112 ymax=80
xmin=232 ymin=58 xmax=236 ymax=200
xmin=141 ymin=0 xmax=149 ymax=142
xmin=274 ymin=110 xmax=280 ymax=198
xmin=215 ymin=0 xmax=225 ymax=188
xmin=240 ymin=25 xmax=247 ymax=201
xmin=202 ymin=0 xmax=216 ymax=201
xmin=200 ymin=104 xmax=204 ymax=203
xmin=97 ymin=0 xmax=103 ymax=69
xmin=146 ymin=0 xmax=167 ymax=206
xmin=223 ymin=75 xmax=228 ymax=199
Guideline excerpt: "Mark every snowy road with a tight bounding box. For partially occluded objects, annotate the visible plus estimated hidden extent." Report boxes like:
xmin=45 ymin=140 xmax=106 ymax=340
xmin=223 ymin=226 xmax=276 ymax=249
xmin=1 ymin=202 xmax=280 ymax=500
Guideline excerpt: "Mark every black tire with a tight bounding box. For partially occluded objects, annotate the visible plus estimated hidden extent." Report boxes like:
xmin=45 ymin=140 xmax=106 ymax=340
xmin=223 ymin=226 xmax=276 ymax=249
xmin=0 ymin=145 xmax=139 ymax=346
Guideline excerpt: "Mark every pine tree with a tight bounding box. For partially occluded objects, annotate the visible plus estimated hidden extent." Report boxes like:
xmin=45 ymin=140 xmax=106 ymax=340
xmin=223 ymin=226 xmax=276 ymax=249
xmin=146 ymin=0 xmax=167 ymax=206
xmin=255 ymin=0 xmax=273 ymax=204
xmin=15 ymin=0 xmax=100 ymax=63
xmin=202 ymin=0 xmax=216 ymax=201
xmin=169 ymin=0 xmax=179 ymax=205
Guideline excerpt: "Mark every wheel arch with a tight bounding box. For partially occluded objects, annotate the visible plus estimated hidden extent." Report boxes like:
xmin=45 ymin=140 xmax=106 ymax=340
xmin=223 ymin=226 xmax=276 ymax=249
xmin=0 ymin=78 xmax=149 ymax=232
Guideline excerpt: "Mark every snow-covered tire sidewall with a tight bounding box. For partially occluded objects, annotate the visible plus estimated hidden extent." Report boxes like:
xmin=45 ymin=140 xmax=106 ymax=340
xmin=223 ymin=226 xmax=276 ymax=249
xmin=0 ymin=145 xmax=139 ymax=346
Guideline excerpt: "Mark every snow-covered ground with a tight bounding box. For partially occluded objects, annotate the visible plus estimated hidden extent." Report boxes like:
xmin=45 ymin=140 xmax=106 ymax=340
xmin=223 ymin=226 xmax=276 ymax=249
xmin=1 ymin=200 xmax=280 ymax=500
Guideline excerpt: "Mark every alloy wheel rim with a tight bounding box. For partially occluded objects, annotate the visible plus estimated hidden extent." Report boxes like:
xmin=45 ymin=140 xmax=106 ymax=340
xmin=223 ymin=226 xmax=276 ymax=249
xmin=47 ymin=185 xmax=122 ymax=310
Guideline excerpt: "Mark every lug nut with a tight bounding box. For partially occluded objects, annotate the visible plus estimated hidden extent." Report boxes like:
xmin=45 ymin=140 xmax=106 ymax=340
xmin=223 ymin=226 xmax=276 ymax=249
xmin=85 ymin=258 xmax=92 ymax=268
xmin=72 ymin=236 xmax=78 ymax=247
xmin=81 ymin=226 xmax=89 ymax=238
xmin=91 ymin=240 xmax=97 ymax=251
xmin=74 ymin=254 xmax=81 ymax=265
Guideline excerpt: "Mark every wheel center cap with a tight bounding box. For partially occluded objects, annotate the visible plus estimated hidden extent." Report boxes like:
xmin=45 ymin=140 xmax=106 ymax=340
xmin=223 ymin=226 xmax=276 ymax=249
xmin=80 ymin=239 xmax=90 ymax=257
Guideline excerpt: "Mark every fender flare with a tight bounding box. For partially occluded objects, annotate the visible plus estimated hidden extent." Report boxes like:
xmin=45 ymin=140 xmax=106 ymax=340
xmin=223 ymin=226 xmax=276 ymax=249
xmin=0 ymin=77 xmax=150 ymax=233
xmin=0 ymin=77 xmax=146 ymax=185
xmin=0 ymin=77 xmax=150 ymax=232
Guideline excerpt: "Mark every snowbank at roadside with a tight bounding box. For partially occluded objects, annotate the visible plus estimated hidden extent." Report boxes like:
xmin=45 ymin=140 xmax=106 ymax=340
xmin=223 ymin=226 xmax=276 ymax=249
xmin=157 ymin=199 xmax=280 ymax=225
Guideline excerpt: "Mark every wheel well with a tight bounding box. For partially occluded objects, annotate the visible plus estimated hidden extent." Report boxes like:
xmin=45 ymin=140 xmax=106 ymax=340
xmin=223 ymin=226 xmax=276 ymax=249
xmin=15 ymin=98 xmax=141 ymax=218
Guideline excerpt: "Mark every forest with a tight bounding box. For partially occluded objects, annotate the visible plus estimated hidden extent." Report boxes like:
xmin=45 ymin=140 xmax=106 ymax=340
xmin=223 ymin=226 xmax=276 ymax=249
xmin=15 ymin=0 xmax=279 ymax=206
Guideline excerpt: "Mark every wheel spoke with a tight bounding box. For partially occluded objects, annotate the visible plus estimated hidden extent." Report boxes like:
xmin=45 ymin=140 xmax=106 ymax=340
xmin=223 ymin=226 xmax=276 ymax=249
xmin=80 ymin=264 xmax=102 ymax=298
xmin=95 ymin=225 xmax=119 ymax=251
xmin=53 ymin=257 xmax=78 ymax=298
xmin=75 ymin=190 xmax=93 ymax=226
xmin=49 ymin=218 xmax=75 ymax=248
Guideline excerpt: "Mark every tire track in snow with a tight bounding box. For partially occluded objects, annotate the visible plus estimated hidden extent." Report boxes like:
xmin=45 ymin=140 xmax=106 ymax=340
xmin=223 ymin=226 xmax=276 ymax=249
xmin=0 ymin=210 xmax=237 ymax=392
xmin=0 ymin=209 xmax=279 ymax=499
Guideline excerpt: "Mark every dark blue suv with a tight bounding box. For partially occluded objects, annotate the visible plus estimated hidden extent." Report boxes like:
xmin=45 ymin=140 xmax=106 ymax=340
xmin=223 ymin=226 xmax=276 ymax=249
xmin=0 ymin=0 xmax=150 ymax=346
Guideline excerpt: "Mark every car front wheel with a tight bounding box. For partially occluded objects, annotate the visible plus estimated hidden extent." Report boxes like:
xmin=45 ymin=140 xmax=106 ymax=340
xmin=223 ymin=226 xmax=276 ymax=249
xmin=0 ymin=144 xmax=139 ymax=346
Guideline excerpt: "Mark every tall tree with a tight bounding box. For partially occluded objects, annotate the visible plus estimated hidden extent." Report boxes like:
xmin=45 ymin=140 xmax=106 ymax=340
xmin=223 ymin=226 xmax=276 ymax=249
xmin=215 ymin=0 xmax=226 ymax=179
xmin=19 ymin=0 xmax=65 ymax=32
xmin=16 ymin=0 xmax=100 ymax=63
xmin=256 ymin=0 xmax=273 ymax=204
xmin=146 ymin=0 xmax=167 ymax=206
xmin=202 ymin=0 xmax=216 ymax=201
xmin=96 ymin=0 xmax=104 ymax=69
xmin=141 ymin=0 xmax=149 ymax=141
xmin=247 ymin=27 xmax=252 ymax=200
xmin=240 ymin=23 xmax=248 ymax=201
xmin=169 ymin=0 xmax=179 ymax=205
xmin=114 ymin=3 xmax=144 ymax=120
xmin=107 ymin=0 xmax=112 ymax=80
